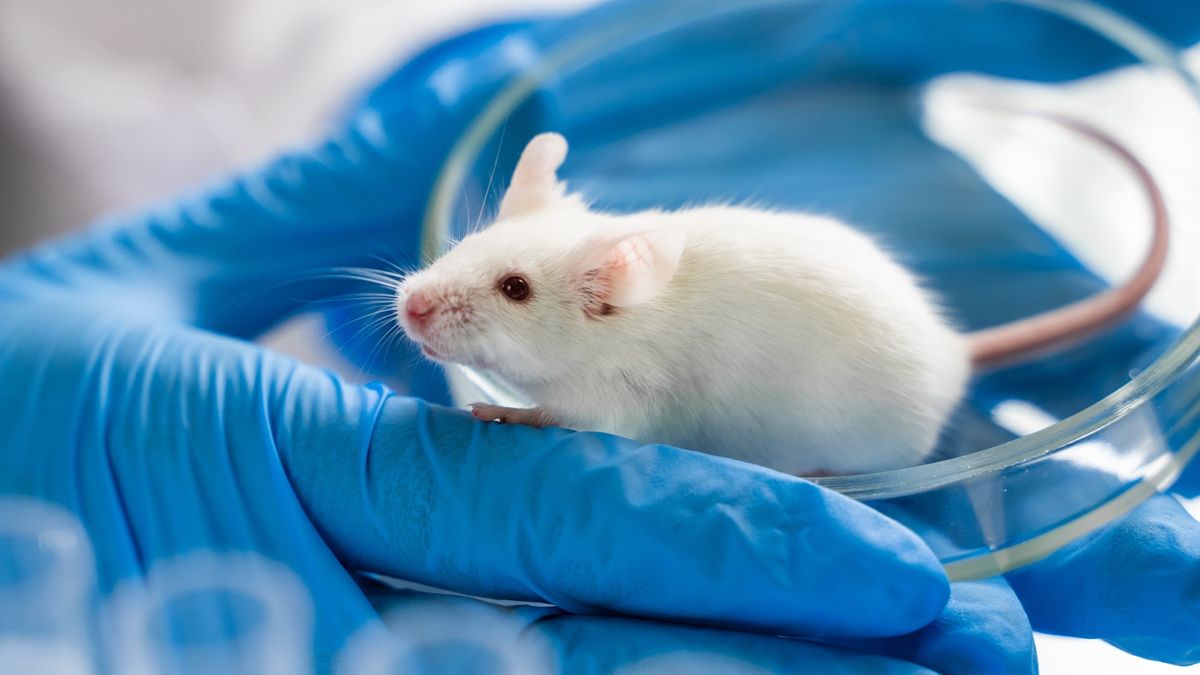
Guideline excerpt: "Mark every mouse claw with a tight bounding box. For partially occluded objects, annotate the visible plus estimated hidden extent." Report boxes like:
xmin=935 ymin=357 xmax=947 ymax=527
xmin=469 ymin=403 xmax=506 ymax=422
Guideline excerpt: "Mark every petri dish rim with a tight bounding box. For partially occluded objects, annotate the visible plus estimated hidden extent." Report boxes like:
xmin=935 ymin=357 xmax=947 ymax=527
xmin=419 ymin=0 xmax=1200 ymax=501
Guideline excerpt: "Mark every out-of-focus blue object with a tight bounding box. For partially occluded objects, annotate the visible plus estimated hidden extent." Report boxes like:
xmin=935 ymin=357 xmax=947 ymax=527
xmin=0 ymin=0 xmax=1198 ymax=673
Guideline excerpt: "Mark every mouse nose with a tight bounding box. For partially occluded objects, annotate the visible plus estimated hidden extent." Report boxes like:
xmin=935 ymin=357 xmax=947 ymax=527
xmin=405 ymin=290 xmax=437 ymax=330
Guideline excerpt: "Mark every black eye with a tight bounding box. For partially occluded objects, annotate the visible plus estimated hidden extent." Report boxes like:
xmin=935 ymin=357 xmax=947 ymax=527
xmin=499 ymin=275 xmax=531 ymax=302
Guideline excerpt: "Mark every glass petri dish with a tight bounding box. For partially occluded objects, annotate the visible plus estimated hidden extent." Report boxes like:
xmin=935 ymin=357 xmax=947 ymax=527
xmin=419 ymin=0 xmax=1200 ymax=580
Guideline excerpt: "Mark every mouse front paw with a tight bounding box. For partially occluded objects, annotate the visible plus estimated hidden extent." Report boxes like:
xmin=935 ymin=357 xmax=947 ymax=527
xmin=469 ymin=403 xmax=555 ymax=428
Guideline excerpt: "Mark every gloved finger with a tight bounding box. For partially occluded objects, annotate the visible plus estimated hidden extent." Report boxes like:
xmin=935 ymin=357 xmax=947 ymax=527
xmin=538 ymin=612 xmax=932 ymax=674
xmin=836 ymin=578 xmax=1036 ymax=675
xmin=543 ymin=620 xmax=931 ymax=675
xmin=811 ymin=492 xmax=1036 ymax=667
xmin=0 ymin=300 xmax=947 ymax=643
xmin=349 ymin=588 xmax=934 ymax=675
xmin=830 ymin=495 xmax=1035 ymax=675
xmin=0 ymin=21 xmax=549 ymax=340
xmin=1005 ymin=493 xmax=1200 ymax=665
xmin=285 ymin=390 xmax=949 ymax=640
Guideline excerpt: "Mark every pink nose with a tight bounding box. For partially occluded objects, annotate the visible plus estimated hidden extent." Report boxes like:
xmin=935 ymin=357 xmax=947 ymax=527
xmin=405 ymin=290 xmax=436 ymax=329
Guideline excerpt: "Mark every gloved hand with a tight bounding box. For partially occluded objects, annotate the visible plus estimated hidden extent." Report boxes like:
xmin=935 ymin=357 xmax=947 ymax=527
xmin=0 ymin=19 xmax=1034 ymax=675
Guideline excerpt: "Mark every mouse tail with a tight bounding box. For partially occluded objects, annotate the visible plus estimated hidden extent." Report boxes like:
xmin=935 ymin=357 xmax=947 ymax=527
xmin=967 ymin=113 xmax=1170 ymax=370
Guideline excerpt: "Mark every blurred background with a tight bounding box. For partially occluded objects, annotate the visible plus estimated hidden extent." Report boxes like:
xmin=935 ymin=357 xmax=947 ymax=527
xmin=1 ymin=0 xmax=1196 ymax=672
xmin=0 ymin=0 xmax=592 ymax=252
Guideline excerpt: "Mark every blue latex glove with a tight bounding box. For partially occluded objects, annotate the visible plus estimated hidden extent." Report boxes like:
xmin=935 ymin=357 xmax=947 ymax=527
xmin=0 ymin=19 xmax=1024 ymax=675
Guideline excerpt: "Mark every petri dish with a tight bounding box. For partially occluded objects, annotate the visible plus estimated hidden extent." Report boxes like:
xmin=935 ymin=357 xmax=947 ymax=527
xmin=419 ymin=0 xmax=1200 ymax=580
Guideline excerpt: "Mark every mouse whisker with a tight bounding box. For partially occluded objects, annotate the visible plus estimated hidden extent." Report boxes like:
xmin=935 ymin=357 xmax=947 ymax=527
xmin=341 ymin=311 xmax=402 ymax=345
xmin=362 ymin=322 xmax=408 ymax=375
xmin=314 ymin=267 xmax=407 ymax=290
xmin=367 ymin=255 xmax=418 ymax=281
xmin=209 ymin=269 xmax=383 ymax=323
xmin=308 ymin=290 xmax=398 ymax=305
xmin=314 ymin=305 xmax=399 ymax=349
xmin=476 ymin=117 xmax=508 ymax=228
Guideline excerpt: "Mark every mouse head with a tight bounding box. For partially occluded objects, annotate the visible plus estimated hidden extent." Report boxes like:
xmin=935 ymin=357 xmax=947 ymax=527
xmin=395 ymin=132 xmax=685 ymax=383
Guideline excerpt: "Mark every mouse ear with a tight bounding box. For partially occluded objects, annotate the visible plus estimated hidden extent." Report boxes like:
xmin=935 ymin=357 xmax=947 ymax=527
xmin=497 ymin=132 xmax=569 ymax=219
xmin=574 ymin=225 xmax=686 ymax=308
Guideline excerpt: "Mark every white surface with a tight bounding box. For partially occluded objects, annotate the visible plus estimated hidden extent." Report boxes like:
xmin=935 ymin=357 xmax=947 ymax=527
xmin=924 ymin=68 xmax=1200 ymax=327
xmin=1037 ymin=634 xmax=1198 ymax=674
xmin=1 ymin=1 xmax=1197 ymax=672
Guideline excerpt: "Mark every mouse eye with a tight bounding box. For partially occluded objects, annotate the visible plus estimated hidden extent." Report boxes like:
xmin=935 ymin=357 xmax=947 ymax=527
xmin=498 ymin=275 xmax=531 ymax=302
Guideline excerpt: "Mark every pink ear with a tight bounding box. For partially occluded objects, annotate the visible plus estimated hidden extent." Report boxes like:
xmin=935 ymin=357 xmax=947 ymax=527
xmin=583 ymin=226 xmax=686 ymax=308
xmin=497 ymin=133 xmax=569 ymax=218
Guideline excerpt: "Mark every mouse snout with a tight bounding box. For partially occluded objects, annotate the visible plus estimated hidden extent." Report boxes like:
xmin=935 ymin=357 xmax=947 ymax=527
xmin=399 ymin=282 xmax=475 ymax=346
xmin=404 ymin=289 xmax=437 ymax=330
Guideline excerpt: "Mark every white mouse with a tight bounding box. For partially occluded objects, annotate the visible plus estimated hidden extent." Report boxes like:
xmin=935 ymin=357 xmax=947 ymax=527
xmin=394 ymin=130 xmax=1167 ymax=475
